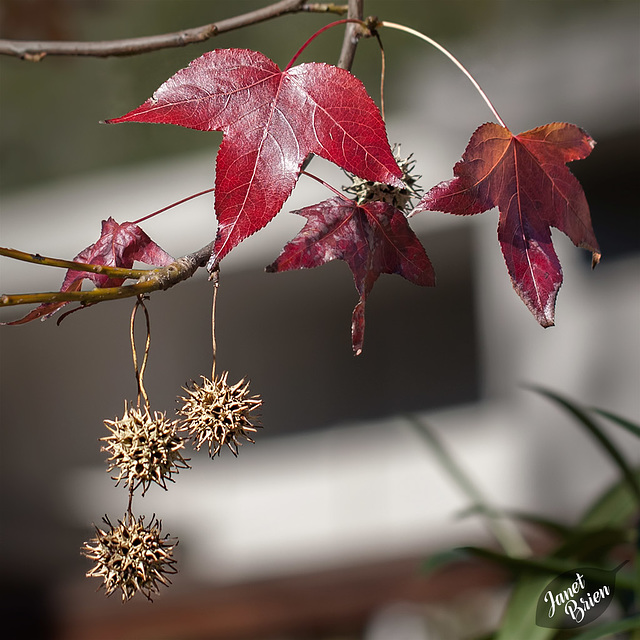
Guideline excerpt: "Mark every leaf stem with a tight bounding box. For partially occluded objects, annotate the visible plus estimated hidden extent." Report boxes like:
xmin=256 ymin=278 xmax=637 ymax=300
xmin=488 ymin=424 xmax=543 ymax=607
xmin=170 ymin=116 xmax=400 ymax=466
xmin=301 ymin=170 xmax=351 ymax=201
xmin=133 ymin=188 xmax=214 ymax=225
xmin=379 ymin=21 xmax=507 ymax=129
xmin=284 ymin=18 xmax=364 ymax=71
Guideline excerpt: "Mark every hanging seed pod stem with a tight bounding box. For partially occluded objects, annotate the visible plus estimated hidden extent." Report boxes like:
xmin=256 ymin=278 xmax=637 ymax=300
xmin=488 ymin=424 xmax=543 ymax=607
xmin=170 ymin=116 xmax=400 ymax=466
xmin=209 ymin=265 xmax=220 ymax=380
xmin=130 ymin=296 xmax=151 ymax=408
xmin=178 ymin=266 xmax=263 ymax=457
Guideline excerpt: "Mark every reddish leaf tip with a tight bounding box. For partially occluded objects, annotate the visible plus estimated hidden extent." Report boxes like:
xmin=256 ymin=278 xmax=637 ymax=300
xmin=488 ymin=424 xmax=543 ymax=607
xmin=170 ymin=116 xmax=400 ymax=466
xmin=269 ymin=197 xmax=434 ymax=353
xmin=538 ymin=307 xmax=556 ymax=329
xmin=351 ymin=299 xmax=366 ymax=356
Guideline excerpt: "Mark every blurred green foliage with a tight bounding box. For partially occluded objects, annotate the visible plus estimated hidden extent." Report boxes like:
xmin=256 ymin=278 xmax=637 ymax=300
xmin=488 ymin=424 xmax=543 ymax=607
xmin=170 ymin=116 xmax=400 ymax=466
xmin=417 ymin=389 xmax=639 ymax=639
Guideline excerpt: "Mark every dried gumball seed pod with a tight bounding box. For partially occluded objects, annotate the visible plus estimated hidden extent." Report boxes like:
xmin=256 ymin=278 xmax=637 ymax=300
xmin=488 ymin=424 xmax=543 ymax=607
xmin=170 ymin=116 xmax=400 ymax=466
xmin=82 ymin=514 xmax=177 ymax=602
xmin=102 ymin=402 xmax=189 ymax=494
xmin=178 ymin=371 xmax=262 ymax=457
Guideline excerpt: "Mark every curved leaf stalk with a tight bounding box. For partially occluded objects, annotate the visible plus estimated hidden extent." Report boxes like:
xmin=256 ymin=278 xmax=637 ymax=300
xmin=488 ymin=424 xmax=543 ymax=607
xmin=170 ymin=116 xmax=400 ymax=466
xmin=301 ymin=170 xmax=350 ymax=200
xmin=374 ymin=29 xmax=386 ymax=121
xmin=379 ymin=21 xmax=508 ymax=128
xmin=132 ymin=187 xmax=215 ymax=225
xmin=284 ymin=18 xmax=365 ymax=71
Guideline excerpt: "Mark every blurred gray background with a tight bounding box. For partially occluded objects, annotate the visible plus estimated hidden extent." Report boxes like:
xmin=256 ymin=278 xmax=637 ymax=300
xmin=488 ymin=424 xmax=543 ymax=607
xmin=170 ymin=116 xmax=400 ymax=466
xmin=1 ymin=1 xmax=638 ymax=639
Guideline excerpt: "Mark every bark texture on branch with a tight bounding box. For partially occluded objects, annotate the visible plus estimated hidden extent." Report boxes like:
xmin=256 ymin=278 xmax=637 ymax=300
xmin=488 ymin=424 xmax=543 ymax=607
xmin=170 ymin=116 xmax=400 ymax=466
xmin=337 ymin=0 xmax=364 ymax=69
xmin=1 ymin=243 xmax=214 ymax=311
xmin=0 ymin=1 xmax=347 ymax=60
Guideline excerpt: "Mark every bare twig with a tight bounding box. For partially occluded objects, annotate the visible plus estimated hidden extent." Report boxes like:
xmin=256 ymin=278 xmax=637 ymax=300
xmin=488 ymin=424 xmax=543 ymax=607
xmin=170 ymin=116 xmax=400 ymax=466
xmin=1 ymin=243 xmax=214 ymax=309
xmin=337 ymin=0 xmax=364 ymax=69
xmin=0 ymin=247 xmax=151 ymax=279
xmin=301 ymin=3 xmax=349 ymax=14
xmin=0 ymin=1 xmax=348 ymax=60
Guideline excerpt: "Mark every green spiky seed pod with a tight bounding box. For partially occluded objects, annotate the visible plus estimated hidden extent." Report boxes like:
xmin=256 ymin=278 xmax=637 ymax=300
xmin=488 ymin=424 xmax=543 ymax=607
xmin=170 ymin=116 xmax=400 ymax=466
xmin=343 ymin=145 xmax=422 ymax=213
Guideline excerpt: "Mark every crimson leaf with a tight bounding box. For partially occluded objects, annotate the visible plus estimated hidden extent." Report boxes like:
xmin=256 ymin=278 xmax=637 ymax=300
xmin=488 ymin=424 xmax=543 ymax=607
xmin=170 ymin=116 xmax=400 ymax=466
xmin=5 ymin=217 xmax=173 ymax=324
xmin=267 ymin=197 xmax=435 ymax=355
xmin=105 ymin=49 xmax=404 ymax=265
xmin=414 ymin=122 xmax=600 ymax=326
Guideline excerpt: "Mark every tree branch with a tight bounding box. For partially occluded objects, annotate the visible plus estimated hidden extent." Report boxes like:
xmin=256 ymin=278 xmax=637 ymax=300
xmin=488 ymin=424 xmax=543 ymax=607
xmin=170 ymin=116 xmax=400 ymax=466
xmin=0 ymin=247 xmax=152 ymax=280
xmin=1 ymin=243 xmax=214 ymax=309
xmin=337 ymin=0 xmax=364 ymax=69
xmin=0 ymin=1 xmax=348 ymax=60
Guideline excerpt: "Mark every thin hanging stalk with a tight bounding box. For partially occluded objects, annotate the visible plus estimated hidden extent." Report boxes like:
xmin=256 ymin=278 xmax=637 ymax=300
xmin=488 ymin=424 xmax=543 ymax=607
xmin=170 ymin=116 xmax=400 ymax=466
xmin=380 ymin=21 xmax=507 ymax=128
xmin=130 ymin=296 xmax=151 ymax=408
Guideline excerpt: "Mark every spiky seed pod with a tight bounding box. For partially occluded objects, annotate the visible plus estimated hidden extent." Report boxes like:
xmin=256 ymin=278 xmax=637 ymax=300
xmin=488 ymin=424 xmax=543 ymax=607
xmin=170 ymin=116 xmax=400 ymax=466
xmin=343 ymin=145 xmax=423 ymax=213
xmin=178 ymin=371 xmax=262 ymax=457
xmin=102 ymin=402 xmax=189 ymax=494
xmin=82 ymin=514 xmax=177 ymax=602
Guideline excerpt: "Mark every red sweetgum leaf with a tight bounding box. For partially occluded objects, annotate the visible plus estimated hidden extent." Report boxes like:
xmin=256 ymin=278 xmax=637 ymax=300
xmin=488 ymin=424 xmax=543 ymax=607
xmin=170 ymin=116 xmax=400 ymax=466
xmin=266 ymin=197 xmax=435 ymax=355
xmin=414 ymin=122 xmax=600 ymax=327
xmin=5 ymin=217 xmax=173 ymax=325
xmin=105 ymin=49 xmax=404 ymax=265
